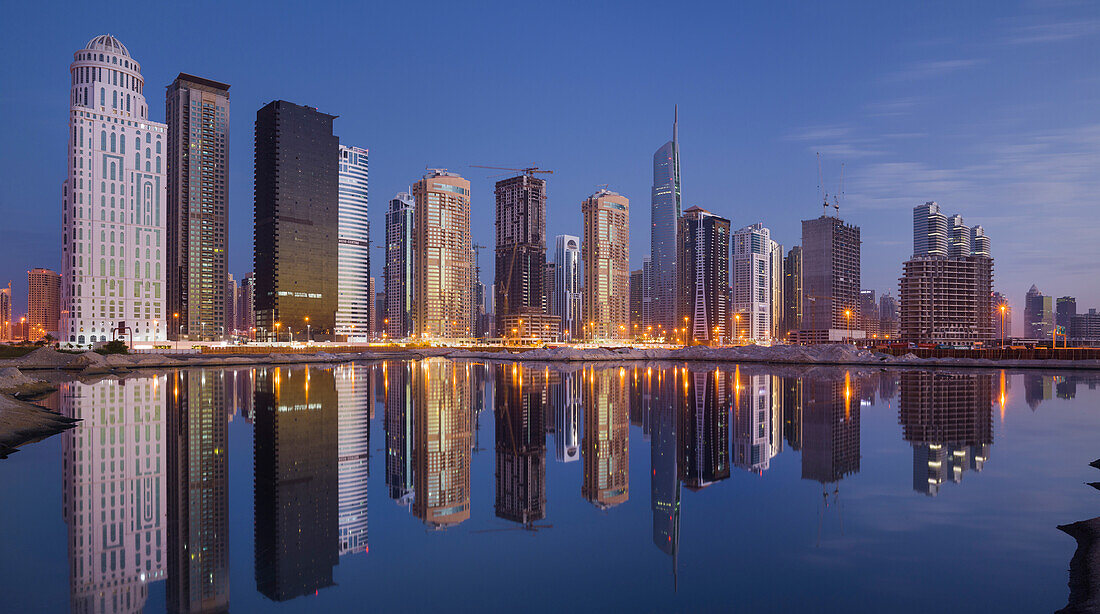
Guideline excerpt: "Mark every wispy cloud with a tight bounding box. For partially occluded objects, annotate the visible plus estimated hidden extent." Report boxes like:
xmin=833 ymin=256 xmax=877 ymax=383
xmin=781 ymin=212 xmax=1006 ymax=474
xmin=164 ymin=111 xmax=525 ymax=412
xmin=863 ymin=97 xmax=925 ymax=118
xmin=785 ymin=125 xmax=882 ymax=158
xmin=1006 ymin=19 xmax=1100 ymax=43
xmin=884 ymin=59 xmax=986 ymax=82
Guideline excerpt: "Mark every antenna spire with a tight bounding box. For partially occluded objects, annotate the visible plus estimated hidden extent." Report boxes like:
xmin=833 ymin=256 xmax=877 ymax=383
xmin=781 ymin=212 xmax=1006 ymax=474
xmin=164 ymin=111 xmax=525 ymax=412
xmin=673 ymin=104 xmax=678 ymax=144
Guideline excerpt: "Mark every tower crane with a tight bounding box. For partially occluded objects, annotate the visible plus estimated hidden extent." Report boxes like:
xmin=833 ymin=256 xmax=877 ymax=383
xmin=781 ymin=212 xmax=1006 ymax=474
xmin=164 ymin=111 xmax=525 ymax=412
xmin=469 ymin=165 xmax=554 ymax=177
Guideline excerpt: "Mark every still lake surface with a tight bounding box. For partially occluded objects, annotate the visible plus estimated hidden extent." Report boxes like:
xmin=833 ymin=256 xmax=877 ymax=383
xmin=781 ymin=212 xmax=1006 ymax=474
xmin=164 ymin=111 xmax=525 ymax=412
xmin=1 ymin=359 xmax=1098 ymax=612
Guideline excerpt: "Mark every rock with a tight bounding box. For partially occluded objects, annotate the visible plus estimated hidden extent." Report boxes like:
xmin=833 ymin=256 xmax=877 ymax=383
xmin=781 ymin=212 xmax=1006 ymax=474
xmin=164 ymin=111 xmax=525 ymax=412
xmin=1057 ymin=517 xmax=1100 ymax=614
xmin=0 ymin=393 xmax=79 ymax=458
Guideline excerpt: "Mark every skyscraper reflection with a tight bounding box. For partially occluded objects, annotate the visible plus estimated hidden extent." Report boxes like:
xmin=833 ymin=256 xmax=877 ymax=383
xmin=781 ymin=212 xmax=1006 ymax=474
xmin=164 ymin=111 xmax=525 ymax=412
xmin=648 ymin=367 xmax=680 ymax=565
xmin=384 ymin=361 xmax=415 ymax=505
xmin=167 ymin=369 xmax=230 ymax=613
xmin=335 ymin=364 xmax=370 ymax=555
xmin=582 ymin=367 xmax=630 ymax=509
xmin=801 ymin=373 xmax=861 ymax=484
xmin=253 ymin=367 xmax=339 ymax=601
xmin=551 ymin=370 xmax=580 ymax=463
xmin=681 ymin=367 xmax=730 ymax=486
xmin=62 ymin=375 xmax=167 ymax=613
xmin=412 ymin=358 xmax=473 ymax=528
xmin=732 ymin=369 xmax=772 ymax=474
xmin=899 ymin=371 xmax=993 ymax=496
xmin=494 ymin=364 xmax=547 ymax=524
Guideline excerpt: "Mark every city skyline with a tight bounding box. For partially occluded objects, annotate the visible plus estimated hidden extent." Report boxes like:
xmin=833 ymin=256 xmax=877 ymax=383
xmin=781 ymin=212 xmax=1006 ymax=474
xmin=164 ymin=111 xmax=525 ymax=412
xmin=3 ymin=4 xmax=1099 ymax=331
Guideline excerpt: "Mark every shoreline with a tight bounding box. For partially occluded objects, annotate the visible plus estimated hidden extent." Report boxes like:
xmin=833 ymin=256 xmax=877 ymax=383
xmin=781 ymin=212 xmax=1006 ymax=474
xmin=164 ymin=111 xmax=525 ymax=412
xmin=1 ymin=345 xmax=1098 ymax=373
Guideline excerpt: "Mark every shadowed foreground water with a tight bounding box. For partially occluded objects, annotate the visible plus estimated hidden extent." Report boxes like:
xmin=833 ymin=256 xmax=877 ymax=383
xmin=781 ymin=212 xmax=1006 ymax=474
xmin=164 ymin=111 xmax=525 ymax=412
xmin=1 ymin=360 xmax=1098 ymax=612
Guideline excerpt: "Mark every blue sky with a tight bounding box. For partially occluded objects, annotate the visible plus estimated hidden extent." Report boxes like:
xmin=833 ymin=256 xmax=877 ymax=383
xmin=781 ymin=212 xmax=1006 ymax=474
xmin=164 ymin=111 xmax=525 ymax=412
xmin=1 ymin=1 xmax=1098 ymax=331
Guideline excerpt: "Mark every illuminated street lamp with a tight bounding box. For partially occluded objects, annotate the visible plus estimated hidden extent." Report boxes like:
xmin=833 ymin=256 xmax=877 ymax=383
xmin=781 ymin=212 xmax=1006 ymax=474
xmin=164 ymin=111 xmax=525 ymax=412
xmin=305 ymin=316 xmax=311 ymax=343
xmin=275 ymin=321 xmax=282 ymax=343
xmin=173 ymin=313 xmax=180 ymax=350
xmin=844 ymin=309 xmax=852 ymax=344
xmin=999 ymin=303 xmax=1007 ymax=347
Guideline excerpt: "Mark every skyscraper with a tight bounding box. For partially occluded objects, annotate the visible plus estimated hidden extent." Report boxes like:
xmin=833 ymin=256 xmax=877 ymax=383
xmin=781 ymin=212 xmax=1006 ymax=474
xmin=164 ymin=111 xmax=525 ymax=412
xmin=860 ymin=289 xmax=880 ymax=339
xmin=913 ymin=201 xmax=948 ymax=257
xmin=650 ymin=108 xmax=681 ymax=334
xmin=993 ymin=291 xmax=1011 ymax=340
xmin=494 ymin=174 xmax=547 ymax=331
xmin=642 ymin=256 xmax=655 ymax=332
xmin=769 ymin=240 xmax=785 ymax=340
xmin=800 ymin=214 xmax=862 ymax=342
xmin=62 ymin=35 xmax=167 ymax=345
xmin=732 ymin=223 xmax=773 ymax=342
xmin=0 ymin=282 xmax=10 ymax=341
xmin=677 ymin=207 xmax=730 ymax=343
xmin=1056 ymin=296 xmax=1077 ymax=332
xmin=225 ymin=272 xmax=238 ymax=335
xmin=552 ymin=234 xmax=581 ymax=340
xmin=253 ymin=101 xmax=339 ymax=341
xmin=582 ymin=189 xmax=630 ymax=339
xmin=167 ymin=73 xmax=230 ymax=341
xmin=336 ymin=145 xmax=371 ymax=340
xmin=900 ymin=208 xmax=994 ymax=345
xmin=27 ymin=268 xmax=60 ymax=340
xmin=239 ymin=272 xmax=255 ymax=336
xmin=412 ymin=171 xmax=473 ymax=339
xmin=630 ymin=268 xmax=644 ymax=334
xmin=1024 ymin=285 xmax=1053 ymax=339
xmin=783 ymin=246 xmax=803 ymax=338
xmin=385 ymin=192 xmax=415 ymax=339
xmin=879 ymin=292 xmax=900 ymax=339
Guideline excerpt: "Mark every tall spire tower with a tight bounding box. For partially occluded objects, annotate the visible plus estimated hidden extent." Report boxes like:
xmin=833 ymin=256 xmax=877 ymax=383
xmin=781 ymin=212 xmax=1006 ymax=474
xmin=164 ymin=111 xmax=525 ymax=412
xmin=650 ymin=107 xmax=682 ymax=338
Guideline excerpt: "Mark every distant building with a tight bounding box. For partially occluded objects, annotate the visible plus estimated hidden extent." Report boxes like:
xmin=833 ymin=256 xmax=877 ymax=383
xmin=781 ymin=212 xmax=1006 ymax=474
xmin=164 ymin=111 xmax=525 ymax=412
xmin=0 ymin=282 xmax=11 ymax=341
xmin=913 ymin=201 xmax=948 ymax=257
xmin=374 ymin=290 xmax=385 ymax=338
xmin=879 ymin=293 xmax=900 ymax=339
xmin=732 ymin=223 xmax=773 ymax=342
xmin=239 ymin=272 xmax=255 ymax=335
xmin=494 ymin=174 xmax=547 ymax=333
xmin=385 ymin=192 xmax=415 ymax=339
xmin=27 ymin=268 xmax=61 ymax=340
xmin=629 ymin=268 xmax=644 ymax=334
xmin=642 ymin=256 xmax=655 ymax=333
xmin=992 ymin=292 xmax=1011 ymax=340
xmin=859 ymin=290 xmax=880 ymax=339
xmin=254 ymin=101 xmax=339 ymax=341
xmin=1056 ymin=296 xmax=1076 ymax=332
xmin=1070 ymin=309 xmax=1100 ymax=344
xmin=413 ymin=171 xmax=473 ymax=339
xmin=782 ymin=246 xmax=802 ymax=339
xmin=225 ymin=273 xmax=238 ymax=335
xmin=1024 ymin=285 xmax=1053 ymax=339
xmin=336 ymin=145 xmax=371 ymax=340
xmin=552 ymin=234 xmax=581 ymax=340
xmin=582 ymin=189 xmax=630 ymax=340
xmin=543 ymin=262 xmax=556 ymax=320
xmin=167 ymin=73 xmax=231 ymax=341
xmin=800 ymin=214 xmax=863 ymax=342
xmin=678 ymin=206 xmax=730 ymax=343
xmin=769 ymin=240 xmax=784 ymax=340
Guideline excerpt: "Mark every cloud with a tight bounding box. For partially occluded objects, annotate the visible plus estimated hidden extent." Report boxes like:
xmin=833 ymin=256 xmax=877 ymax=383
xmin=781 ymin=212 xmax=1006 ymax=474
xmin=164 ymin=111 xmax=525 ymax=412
xmin=862 ymin=97 xmax=925 ymax=118
xmin=1006 ymin=19 xmax=1100 ymax=43
xmin=786 ymin=125 xmax=850 ymax=141
xmin=884 ymin=59 xmax=986 ymax=82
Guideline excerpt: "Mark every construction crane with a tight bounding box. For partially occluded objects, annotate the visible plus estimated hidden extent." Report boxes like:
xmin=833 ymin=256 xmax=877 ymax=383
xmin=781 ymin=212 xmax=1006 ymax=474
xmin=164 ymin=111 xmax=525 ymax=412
xmin=816 ymin=154 xmax=844 ymax=217
xmin=469 ymin=164 xmax=554 ymax=177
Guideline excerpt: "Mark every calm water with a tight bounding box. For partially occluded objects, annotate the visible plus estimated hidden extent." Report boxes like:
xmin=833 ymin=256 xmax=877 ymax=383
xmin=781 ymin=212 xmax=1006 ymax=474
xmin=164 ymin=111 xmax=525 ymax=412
xmin=1 ymin=360 xmax=1098 ymax=612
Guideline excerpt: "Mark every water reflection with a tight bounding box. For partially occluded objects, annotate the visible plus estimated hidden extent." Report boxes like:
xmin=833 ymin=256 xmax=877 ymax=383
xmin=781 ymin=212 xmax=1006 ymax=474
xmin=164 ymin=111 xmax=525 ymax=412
xmin=50 ymin=364 xmax=1100 ymax=609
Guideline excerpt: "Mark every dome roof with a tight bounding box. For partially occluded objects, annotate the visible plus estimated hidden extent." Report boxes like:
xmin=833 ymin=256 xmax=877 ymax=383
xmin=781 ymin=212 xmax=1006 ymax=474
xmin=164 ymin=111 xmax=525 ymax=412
xmin=85 ymin=34 xmax=130 ymax=58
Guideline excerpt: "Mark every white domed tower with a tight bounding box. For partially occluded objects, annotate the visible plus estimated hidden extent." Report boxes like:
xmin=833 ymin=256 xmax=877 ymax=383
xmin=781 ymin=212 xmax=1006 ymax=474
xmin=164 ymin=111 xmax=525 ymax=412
xmin=61 ymin=35 xmax=168 ymax=346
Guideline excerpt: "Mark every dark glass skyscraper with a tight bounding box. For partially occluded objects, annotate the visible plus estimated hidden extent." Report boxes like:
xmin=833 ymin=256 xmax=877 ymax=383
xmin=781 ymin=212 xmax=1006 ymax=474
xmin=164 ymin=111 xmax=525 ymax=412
xmin=650 ymin=108 xmax=681 ymax=335
xmin=167 ymin=74 xmax=230 ymax=341
xmin=385 ymin=193 xmax=415 ymax=339
xmin=253 ymin=101 xmax=339 ymax=341
xmin=494 ymin=174 xmax=547 ymax=331
xmin=677 ymin=206 xmax=730 ymax=343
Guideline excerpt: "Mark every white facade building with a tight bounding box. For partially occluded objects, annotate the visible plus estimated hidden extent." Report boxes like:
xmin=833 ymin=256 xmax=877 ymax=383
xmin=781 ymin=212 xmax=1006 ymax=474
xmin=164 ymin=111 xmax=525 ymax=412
xmin=62 ymin=35 xmax=167 ymax=346
xmin=732 ymin=223 xmax=772 ymax=342
xmin=337 ymin=145 xmax=371 ymax=340
xmin=552 ymin=234 xmax=581 ymax=340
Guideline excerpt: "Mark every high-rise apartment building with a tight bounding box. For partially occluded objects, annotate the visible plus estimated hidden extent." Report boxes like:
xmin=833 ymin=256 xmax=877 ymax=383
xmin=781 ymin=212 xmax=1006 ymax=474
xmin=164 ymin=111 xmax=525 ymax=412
xmin=769 ymin=240 xmax=785 ymax=340
xmin=61 ymin=35 xmax=167 ymax=345
xmin=167 ymin=74 xmax=230 ymax=341
xmin=913 ymin=201 xmax=948 ymax=257
xmin=336 ymin=145 xmax=371 ymax=340
xmin=900 ymin=207 xmax=994 ymax=345
xmin=239 ymin=272 xmax=255 ymax=335
xmin=0 ymin=282 xmax=11 ymax=341
xmin=1024 ymin=285 xmax=1053 ymax=339
xmin=732 ymin=223 xmax=773 ymax=342
xmin=630 ymin=268 xmax=644 ymax=334
xmin=800 ymin=214 xmax=863 ymax=342
xmin=879 ymin=293 xmax=900 ymax=339
xmin=783 ymin=246 xmax=802 ymax=339
xmin=385 ymin=192 xmax=415 ymax=339
xmin=582 ymin=189 xmax=630 ymax=340
xmin=225 ymin=272 xmax=238 ymax=335
xmin=677 ymin=206 xmax=730 ymax=343
xmin=494 ymin=174 xmax=547 ymax=331
xmin=412 ymin=171 xmax=473 ymax=339
xmin=552 ymin=234 xmax=581 ymax=340
xmin=650 ymin=109 xmax=681 ymax=334
xmin=860 ymin=289 xmax=880 ymax=339
xmin=27 ymin=268 xmax=61 ymax=340
xmin=642 ymin=256 xmax=654 ymax=332
xmin=253 ymin=101 xmax=339 ymax=341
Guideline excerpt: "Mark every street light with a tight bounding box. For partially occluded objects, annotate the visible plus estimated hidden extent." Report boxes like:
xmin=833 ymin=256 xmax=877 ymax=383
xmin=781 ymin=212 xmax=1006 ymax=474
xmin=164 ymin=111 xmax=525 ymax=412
xmin=999 ymin=304 xmax=1007 ymax=348
xmin=173 ymin=313 xmax=179 ymax=350
xmin=275 ymin=321 xmax=282 ymax=343
xmin=305 ymin=316 xmax=311 ymax=343
xmin=844 ymin=309 xmax=852 ymax=344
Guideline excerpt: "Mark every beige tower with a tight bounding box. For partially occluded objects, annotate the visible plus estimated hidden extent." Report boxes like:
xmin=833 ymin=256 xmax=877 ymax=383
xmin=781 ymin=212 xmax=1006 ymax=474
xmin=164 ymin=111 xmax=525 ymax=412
xmin=412 ymin=170 xmax=473 ymax=339
xmin=582 ymin=189 xmax=630 ymax=340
